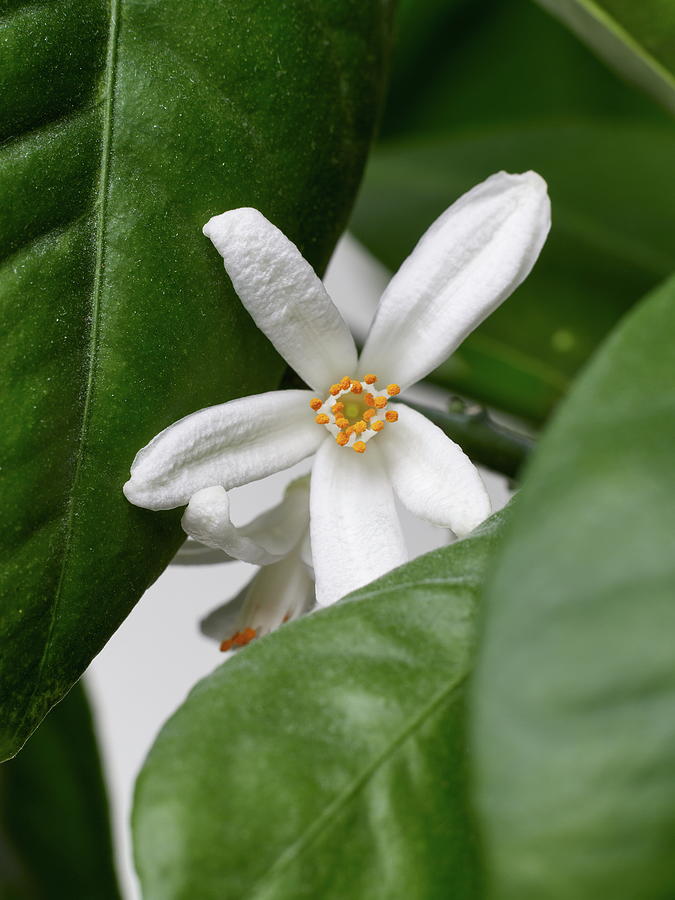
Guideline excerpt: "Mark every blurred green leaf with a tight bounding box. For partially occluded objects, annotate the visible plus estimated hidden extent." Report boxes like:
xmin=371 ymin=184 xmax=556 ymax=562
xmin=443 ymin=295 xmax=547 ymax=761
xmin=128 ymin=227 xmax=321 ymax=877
xmin=0 ymin=682 xmax=120 ymax=899
xmin=352 ymin=122 xmax=675 ymax=420
xmin=0 ymin=0 xmax=393 ymax=760
xmin=534 ymin=0 xmax=675 ymax=115
xmin=132 ymin=511 xmax=507 ymax=900
xmin=471 ymin=274 xmax=675 ymax=899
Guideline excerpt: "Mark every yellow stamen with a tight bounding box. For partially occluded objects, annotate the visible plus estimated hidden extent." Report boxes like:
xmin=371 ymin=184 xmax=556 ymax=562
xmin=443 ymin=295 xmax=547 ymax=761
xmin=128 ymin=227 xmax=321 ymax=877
xmin=345 ymin=426 xmax=354 ymax=436
xmin=364 ymin=374 xmax=377 ymax=384
xmin=353 ymin=420 xmax=367 ymax=434
xmin=315 ymin=414 xmax=329 ymax=425
xmin=309 ymin=398 xmax=322 ymax=411
xmin=371 ymin=420 xmax=384 ymax=432
xmin=385 ymin=410 xmax=399 ymax=423
xmin=353 ymin=441 xmax=366 ymax=453
xmin=363 ymin=409 xmax=376 ymax=421
xmin=336 ymin=432 xmax=349 ymax=446
xmin=336 ymin=417 xmax=349 ymax=429
xmin=220 ymin=627 xmax=258 ymax=652
xmin=350 ymin=381 xmax=363 ymax=394
xmin=329 ymin=384 xmax=341 ymax=396
xmin=332 ymin=401 xmax=344 ymax=413
xmin=364 ymin=393 xmax=375 ymax=407
xmin=386 ymin=383 xmax=401 ymax=396
xmin=340 ymin=375 xmax=352 ymax=390
xmin=374 ymin=396 xmax=387 ymax=409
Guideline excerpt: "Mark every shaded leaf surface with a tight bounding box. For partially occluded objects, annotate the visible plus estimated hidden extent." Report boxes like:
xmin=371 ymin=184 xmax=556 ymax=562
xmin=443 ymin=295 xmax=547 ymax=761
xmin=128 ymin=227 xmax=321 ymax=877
xmin=352 ymin=123 xmax=675 ymax=420
xmin=133 ymin=512 xmax=506 ymax=900
xmin=0 ymin=0 xmax=393 ymax=759
xmin=471 ymin=276 xmax=675 ymax=898
xmin=0 ymin=681 xmax=120 ymax=899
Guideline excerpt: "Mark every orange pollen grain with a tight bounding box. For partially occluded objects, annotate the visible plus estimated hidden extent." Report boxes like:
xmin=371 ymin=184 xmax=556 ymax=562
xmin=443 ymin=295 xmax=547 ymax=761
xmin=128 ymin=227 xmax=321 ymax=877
xmin=364 ymin=393 xmax=375 ymax=407
xmin=350 ymin=381 xmax=363 ymax=394
xmin=353 ymin=420 xmax=367 ymax=434
xmin=336 ymin=417 xmax=349 ymax=429
xmin=340 ymin=376 xmax=352 ymax=388
xmin=329 ymin=384 xmax=341 ymax=396
xmin=371 ymin=420 xmax=384 ymax=432
xmin=385 ymin=410 xmax=399 ymax=423
xmin=364 ymin=374 xmax=377 ymax=384
xmin=387 ymin=383 xmax=401 ymax=396
xmin=336 ymin=432 xmax=349 ymax=446
xmin=309 ymin=398 xmax=322 ymax=411
xmin=315 ymin=414 xmax=329 ymax=425
xmin=345 ymin=426 xmax=354 ymax=436
xmin=353 ymin=441 xmax=367 ymax=453
xmin=363 ymin=409 xmax=376 ymax=421
xmin=374 ymin=396 xmax=387 ymax=409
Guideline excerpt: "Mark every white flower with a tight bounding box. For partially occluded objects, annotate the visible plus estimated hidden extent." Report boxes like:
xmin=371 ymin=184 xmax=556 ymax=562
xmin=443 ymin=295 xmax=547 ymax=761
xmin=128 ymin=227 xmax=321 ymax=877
xmin=124 ymin=171 xmax=550 ymax=606
xmin=186 ymin=477 xmax=315 ymax=651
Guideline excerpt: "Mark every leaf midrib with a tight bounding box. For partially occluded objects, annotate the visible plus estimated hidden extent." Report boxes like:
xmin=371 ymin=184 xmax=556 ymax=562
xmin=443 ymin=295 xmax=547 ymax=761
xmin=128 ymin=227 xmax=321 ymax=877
xmin=15 ymin=0 xmax=122 ymax=745
xmin=242 ymin=671 xmax=468 ymax=898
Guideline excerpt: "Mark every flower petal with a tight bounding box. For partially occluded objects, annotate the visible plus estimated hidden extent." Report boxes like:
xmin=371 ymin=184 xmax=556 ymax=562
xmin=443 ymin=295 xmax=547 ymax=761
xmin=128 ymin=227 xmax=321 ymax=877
xmin=200 ymin=549 xmax=315 ymax=646
xmin=204 ymin=208 xmax=357 ymax=393
xmin=379 ymin=405 xmax=491 ymax=536
xmin=123 ymin=390 xmax=323 ymax=510
xmin=358 ymin=171 xmax=551 ymax=389
xmin=172 ymin=539 xmax=234 ymax=565
xmin=310 ymin=439 xmax=407 ymax=607
xmin=181 ymin=478 xmax=310 ymax=566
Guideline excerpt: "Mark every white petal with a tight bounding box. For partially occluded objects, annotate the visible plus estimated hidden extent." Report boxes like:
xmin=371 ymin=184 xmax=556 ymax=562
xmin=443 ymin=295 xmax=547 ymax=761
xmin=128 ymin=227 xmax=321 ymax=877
xmin=123 ymin=390 xmax=323 ymax=510
xmin=379 ymin=405 xmax=490 ymax=537
xmin=204 ymin=208 xmax=357 ymax=393
xmin=310 ymin=439 xmax=407 ymax=607
xmin=358 ymin=171 xmax=551 ymax=389
xmin=200 ymin=549 xmax=315 ymax=646
xmin=181 ymin=478 xmax=310 ymax=566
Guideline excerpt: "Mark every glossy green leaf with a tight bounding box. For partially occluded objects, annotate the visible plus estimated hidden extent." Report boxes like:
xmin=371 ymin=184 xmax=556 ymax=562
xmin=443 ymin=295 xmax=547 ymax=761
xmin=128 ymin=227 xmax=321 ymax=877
xmin=132 ymin=511 xmax=507 ymax=900
xmin=351 ymin=122 xmax=675 ymax=420
xmin=0 ymin=681 xmax=120 ymax=899
xmin=0 ymin=0 xmax=393 ymax=760
xmin=471 ymin=275 xmax=675 ymax=899
xmin=534 ymin=0 xmax=675 ymax=115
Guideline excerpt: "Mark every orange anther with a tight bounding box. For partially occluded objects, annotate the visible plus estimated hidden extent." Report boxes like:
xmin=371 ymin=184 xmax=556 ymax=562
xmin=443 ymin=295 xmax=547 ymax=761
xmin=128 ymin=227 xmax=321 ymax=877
xmin=309 ymin=398 xmax=322 ymax=411
xmin=336 ymin=417 xmax=349 ymax=429
xmin=353 ymin=441 xmax=367 ymax=453
xmin=220 ymin=638 xmax=234 ymax=652
xmin=385 ymin=410 xmax=399 ymax=422
xmin=329 ymin=384 xmax=341 ymax=396
xmin=340 ymin=376 xmax=352 ymax=389
xmin=386 ymin=383 xmax=401 ymax=396
xmin=363 ymin=409 xmax=376 ymax=421
xmin=364 ymin=374 xmax=377 ymax=384
xmin=332 ymin=401 xmax=345 ymax=412
xmin=353 ymin=420 xmax=367 ymax=434
xmin=371 ymin=420 xmax=384 ymax=432
xmin=350 ymin=381 xmax=363 ymax=394
xmin=336 ymin=432 xmax=349 ymax=446
xmin=315 ymin=414 xmax=329 ymax=425
xmin=364 ymin=393 xmax=375 ymax=407
xmin=345 ymin=426 xmax=354 ymax=436
xmin=374 ymin=396 xmax=387 ymax=409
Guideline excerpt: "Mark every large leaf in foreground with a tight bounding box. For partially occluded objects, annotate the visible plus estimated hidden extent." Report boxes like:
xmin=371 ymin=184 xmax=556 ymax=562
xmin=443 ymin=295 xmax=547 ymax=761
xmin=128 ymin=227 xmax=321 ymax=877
xmin=352 ymin=122 xmax=675 ymax=420
xmin=133 ymin=512 xmax=506 ymax=900
xmin=534 ymin=0 xmax=675 ymax=115
xmin=0 ymin=0 xmax=393 ymax=759
xmin=471 ymin=275 xmax=675 ymax=898
xmin=0 ymin=681 xmax=119 ymax=899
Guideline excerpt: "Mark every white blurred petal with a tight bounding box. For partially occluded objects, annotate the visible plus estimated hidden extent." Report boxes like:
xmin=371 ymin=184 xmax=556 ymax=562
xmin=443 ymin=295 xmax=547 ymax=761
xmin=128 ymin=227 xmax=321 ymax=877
xmin=123 ymin=390 xmax=323 ymax=510
xmin=379 ymin=405 xmax=491 ymax=537
xmin=358 ymin=171 xmax=551 ymax=389
xmin=204 ymin=208 xmax=357 ymax=393
xmin=310 ymin=439 xmax=407 ymax=607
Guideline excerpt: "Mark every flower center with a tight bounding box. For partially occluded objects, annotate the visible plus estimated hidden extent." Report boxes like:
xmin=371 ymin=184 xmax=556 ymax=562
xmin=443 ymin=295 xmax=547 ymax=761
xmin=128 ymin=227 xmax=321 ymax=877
xmin=309 ymin=374 xmax=399 ymax=453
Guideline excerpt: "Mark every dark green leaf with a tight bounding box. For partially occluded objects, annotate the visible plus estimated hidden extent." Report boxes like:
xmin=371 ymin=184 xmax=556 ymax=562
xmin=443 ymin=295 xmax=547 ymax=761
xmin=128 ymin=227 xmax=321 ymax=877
xmin=534 ymin=0 xmax=675 ymax=115
xmin=132 ymin=511 xmax=506 ymax=900
xmin=0 ymin=681 xmax=120 ymax=899
xmin=0 ymin=0 xmax=393 ymax=760
xmin=352 ymin=122 xmax=675 ymax=420
xmin=471 ymin=275 xmax=675 ymax=899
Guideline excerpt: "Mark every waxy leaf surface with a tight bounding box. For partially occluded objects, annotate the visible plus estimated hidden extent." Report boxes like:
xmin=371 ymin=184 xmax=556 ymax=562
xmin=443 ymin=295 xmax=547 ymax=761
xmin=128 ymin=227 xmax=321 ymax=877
xmin=0 ymin=0 xmax=393 ymax=759
xmin=133 ymin=512 xmax=506 ymax=900
xmin=471 ymin=275 xmax=675 ymax=899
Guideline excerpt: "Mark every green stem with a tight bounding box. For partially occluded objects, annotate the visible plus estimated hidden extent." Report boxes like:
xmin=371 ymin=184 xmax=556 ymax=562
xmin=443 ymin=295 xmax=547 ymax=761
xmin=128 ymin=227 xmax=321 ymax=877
xmin=393 ymin=397 xmax=534 ymax=479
